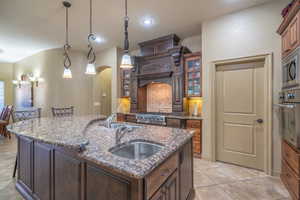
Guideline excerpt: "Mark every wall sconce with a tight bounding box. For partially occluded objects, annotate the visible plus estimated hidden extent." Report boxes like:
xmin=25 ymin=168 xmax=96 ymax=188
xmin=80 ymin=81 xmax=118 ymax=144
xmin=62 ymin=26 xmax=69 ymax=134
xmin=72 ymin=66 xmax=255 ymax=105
xmin=12 ymin=73 xmax=44 ymax=88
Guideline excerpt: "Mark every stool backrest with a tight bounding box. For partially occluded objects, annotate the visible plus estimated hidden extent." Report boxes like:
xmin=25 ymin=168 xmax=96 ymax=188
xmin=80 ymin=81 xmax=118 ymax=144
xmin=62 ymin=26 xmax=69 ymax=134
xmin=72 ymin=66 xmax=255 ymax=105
xmin=52 ymin=106 xmax=74 ymax=117
xmin=12 ymin=108 xmax=41 ymax=122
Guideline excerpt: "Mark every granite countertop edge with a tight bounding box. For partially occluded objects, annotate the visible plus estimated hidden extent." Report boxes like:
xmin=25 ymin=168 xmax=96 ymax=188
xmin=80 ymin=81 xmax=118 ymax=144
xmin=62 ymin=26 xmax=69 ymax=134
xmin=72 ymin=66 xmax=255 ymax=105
xmin=118 ymin=112 xmax=203 ymax=120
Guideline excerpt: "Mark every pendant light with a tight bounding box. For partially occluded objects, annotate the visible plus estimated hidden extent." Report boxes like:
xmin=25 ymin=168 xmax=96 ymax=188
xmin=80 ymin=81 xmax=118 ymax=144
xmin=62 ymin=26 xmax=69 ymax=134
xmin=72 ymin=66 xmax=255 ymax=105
xmin=62 ymin=1 xmax=72 ymax=79
xmin=85 ymin=0 xmax=96 ymax=75
xmin=120 ymin=0 xmax=133 ymax=69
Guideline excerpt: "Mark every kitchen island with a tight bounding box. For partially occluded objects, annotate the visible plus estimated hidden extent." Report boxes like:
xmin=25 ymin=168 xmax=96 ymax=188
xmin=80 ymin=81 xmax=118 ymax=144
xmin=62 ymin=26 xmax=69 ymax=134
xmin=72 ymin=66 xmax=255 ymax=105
xmin=7 ymin=115 xmax=194 ymax=200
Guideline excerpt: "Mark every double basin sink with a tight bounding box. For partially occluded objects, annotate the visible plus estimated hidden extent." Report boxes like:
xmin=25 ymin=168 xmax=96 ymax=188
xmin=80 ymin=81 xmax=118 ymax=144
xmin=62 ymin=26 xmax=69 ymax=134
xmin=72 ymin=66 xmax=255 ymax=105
xmin=108 ymin=123 xmax=164 ymax=160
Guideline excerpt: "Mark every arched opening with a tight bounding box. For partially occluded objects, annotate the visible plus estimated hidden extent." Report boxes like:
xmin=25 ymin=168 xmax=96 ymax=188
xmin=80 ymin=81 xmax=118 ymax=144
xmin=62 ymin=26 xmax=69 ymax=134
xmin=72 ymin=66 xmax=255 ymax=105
xmin=93 ymin=66 xmax=112 ymax=116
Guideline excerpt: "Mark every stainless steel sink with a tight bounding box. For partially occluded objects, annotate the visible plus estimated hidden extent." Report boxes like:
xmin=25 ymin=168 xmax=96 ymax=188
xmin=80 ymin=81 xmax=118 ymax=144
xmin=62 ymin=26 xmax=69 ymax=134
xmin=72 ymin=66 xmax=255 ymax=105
xmin=109 ymin=122 xmax=141 ymax=131
xmin=109 ymin=140 xmax=164 ymax=160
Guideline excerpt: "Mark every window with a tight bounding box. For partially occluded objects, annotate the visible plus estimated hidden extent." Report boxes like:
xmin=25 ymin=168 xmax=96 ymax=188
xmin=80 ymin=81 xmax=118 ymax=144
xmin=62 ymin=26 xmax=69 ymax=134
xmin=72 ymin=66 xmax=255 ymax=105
xmin=0 ymin=81 xmax=4 ymax=109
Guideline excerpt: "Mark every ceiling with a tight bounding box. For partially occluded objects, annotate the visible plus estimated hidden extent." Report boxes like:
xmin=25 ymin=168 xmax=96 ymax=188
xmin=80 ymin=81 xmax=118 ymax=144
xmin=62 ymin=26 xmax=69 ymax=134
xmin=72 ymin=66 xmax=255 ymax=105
xmin=0 ymin=0 xmax=277 ymax=63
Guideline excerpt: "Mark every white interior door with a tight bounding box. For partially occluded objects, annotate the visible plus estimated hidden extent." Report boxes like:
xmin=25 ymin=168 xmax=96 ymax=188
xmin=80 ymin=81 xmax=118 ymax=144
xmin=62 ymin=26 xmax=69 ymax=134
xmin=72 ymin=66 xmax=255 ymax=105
xmin=216 ymin=61 xmax=265 ymax=170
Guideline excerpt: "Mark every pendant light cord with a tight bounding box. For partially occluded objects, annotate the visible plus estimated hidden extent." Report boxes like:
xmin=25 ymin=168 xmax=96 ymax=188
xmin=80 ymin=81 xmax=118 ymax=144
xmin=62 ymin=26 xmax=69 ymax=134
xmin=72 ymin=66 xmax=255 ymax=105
xmin=87 ymin=0 xmax=96 ymax=64
xmin=124 ymin=0 xmax=129 ymax=52
xmin=90 ymin=0 xmax=93 ymax=34
xmin=64 ymin=2 xmax=71 ymax=69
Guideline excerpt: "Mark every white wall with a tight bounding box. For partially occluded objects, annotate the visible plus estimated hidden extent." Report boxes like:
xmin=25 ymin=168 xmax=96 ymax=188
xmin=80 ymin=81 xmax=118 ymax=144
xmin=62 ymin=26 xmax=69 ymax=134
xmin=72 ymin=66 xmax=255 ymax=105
xmin=201 ymin=0 xmax=289 ymax=174
xmin=13 ymin=49 xmax=94 ymax=117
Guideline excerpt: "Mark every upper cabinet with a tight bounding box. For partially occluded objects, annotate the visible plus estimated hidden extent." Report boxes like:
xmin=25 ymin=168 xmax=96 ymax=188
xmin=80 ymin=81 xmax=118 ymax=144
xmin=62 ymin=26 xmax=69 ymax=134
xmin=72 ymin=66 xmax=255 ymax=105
xmin=184 ymin=52 xmax=202 ymax=97
xmin=277 ymin=1 xmax=300 ymax=58
xmin=138 ymin=34 xmax=180 ymax=57
xmin=121 ymin=69 xmax=131 ymax=98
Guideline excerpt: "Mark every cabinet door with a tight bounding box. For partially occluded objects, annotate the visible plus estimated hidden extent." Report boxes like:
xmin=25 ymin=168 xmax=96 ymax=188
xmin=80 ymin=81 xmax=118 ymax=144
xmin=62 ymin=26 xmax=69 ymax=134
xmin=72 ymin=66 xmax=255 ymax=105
xmin=54 ymin=150 xmax=82 ymax=200
xmin=282 ymin=28 xmax=291 ymax=57
xmin=150 ymin=187 xmax=165 ymax=200
xmin=179 ymin=141 xmax=193 ymax=200
xmin=18 ymin=136 xmax=33 ymax=191
xmin=164 ymin=170 xmax=179 ymax=200
xmin=184 ymin=53 xmax=202 ymax=97
xmin=290 ymin=14 xmax=299 ymax=50
xmin=34 ymin=142 xmax=52 ymax=200
xmin=86 ymin=164 xmax=130 ymax=200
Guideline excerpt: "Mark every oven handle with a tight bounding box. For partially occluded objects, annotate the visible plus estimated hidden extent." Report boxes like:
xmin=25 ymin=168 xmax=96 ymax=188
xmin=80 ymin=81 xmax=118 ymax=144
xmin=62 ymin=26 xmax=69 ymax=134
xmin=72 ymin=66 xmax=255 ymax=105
xmin=274 ymin=104 xmax=295 ymax=109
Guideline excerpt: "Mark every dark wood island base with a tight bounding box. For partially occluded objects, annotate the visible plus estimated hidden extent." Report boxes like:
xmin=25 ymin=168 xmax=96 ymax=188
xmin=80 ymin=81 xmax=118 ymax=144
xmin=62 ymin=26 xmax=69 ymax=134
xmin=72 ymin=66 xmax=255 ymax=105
xmin=15 ymin=135 xmax=194 ymax=200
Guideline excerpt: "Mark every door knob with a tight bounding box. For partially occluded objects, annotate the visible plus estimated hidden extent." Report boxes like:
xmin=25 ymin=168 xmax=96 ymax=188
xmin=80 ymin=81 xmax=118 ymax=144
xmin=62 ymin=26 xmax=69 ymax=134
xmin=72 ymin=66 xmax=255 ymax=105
xmin=257 ymin=119 xmax=263 ymax=124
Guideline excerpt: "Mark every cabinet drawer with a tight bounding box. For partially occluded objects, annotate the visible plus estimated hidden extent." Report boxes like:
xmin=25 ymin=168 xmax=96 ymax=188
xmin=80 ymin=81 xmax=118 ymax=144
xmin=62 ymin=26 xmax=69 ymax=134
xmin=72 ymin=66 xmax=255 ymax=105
xmin=145 ymin=153 xmax=178 ymax=199
xmin=281 ymin=160 xmax=300 ymax=199
xmin=186 ymin=120 xmax=201 ymax=128
xmin=282 ymin=140 xmax=300 ymax=175
xmin=166 ymin=118 xmax=182 ymax=128
xmin=125 ymin=115 xmax=136 ymax=123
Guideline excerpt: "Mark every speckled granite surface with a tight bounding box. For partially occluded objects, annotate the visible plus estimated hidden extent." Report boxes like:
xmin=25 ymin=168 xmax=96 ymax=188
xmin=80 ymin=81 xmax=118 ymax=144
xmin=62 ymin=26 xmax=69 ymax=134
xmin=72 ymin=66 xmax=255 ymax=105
xmin=118 ymin=112 xmax=203 ymax=120
xmin=7 ymin=115 xmax=193 ymax=179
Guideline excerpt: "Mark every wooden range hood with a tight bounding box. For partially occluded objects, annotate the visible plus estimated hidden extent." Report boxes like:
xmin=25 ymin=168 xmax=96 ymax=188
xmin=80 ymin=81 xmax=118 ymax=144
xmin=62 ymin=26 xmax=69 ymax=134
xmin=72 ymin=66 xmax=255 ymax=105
xmin=130 ymin=34 xmax=190 ymax=114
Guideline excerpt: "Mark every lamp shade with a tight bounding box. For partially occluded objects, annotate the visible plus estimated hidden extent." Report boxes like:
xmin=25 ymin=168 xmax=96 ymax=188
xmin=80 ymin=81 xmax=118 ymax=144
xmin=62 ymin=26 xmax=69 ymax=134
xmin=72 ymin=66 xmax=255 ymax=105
xmin=85 ymin=63 xmax=96 ymax=75
xmin=63 ymin=68 xmax=72 ymax=79
xmin=120 ymin=52 xmax=133 ymax=69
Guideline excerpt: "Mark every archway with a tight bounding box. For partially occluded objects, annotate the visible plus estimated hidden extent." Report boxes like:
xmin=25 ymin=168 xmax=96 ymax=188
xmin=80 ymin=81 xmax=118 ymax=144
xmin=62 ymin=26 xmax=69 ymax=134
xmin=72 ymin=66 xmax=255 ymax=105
xmin=93 ymin=66 xmax=112 ymax=117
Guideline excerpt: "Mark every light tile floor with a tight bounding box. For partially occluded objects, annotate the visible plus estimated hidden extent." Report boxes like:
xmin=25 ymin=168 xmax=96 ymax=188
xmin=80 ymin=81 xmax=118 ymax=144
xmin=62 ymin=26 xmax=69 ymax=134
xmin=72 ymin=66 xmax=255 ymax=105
xmin=0 ymin=136 xmax=292 ymax=200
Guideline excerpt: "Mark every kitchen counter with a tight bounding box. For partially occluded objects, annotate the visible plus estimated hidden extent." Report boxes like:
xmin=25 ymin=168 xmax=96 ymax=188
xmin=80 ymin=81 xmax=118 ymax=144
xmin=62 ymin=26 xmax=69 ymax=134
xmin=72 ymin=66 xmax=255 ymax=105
xmin=7 ymin=115 xmax=193 ymax=178
xmin=8 ymin=115 xmax=194 ymax=200
xmin=118 ymin=112 xmax=203 ymax=120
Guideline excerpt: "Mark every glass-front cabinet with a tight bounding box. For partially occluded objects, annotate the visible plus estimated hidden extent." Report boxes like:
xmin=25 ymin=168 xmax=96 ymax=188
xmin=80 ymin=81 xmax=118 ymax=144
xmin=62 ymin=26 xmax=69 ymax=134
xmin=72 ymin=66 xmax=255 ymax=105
xmin=184 ymin=52 xmax=202 ymax=97
xmin=121 ymin=69 xmax=131 ymax=97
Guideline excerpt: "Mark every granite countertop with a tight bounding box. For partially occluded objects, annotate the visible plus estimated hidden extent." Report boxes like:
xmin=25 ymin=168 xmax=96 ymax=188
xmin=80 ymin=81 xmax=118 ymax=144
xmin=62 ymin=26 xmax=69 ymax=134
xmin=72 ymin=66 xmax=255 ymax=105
xmin=118 ymin=112 xmax=203 ymax=120
xmin=7 ymin=115 xmax=194 ymax=179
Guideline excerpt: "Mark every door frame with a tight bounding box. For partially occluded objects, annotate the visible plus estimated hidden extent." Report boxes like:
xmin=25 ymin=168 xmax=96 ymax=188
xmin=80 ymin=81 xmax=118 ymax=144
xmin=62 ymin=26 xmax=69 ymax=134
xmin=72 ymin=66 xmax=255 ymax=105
xmin=210 ymin=54 xmax=273 ymax=175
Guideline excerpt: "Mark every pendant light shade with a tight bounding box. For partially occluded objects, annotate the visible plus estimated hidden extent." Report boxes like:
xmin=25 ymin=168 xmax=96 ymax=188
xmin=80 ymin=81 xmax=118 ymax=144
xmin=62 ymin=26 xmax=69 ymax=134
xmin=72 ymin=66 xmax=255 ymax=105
xmin=62 ymin=1 xmax=72 ymax=79
xmin=120 ymin=52 xmax=133 ymax=69
xmin=85 ymin=63 xmax=96 ymax=75
xmin=120 ymin=0 xmax=133 ymax=69
xmin=86 ymin=0 xmax=97 ymax=75
xmin=63 ymin=68 xmax=72 ymax=79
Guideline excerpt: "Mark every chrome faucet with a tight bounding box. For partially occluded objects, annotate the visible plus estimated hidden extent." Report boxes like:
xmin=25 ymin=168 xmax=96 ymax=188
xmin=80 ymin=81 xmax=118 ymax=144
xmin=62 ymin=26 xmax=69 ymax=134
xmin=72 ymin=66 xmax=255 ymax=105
xmin=105 ymin=113 xmax=117 ymax=128
xmin=115 ymin=126 xmax=128 ymax=145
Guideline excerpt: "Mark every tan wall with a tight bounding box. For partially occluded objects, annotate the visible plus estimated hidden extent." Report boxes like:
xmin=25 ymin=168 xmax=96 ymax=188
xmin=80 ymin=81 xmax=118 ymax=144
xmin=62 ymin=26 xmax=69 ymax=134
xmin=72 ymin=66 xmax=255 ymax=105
xmin=201 ymin=0 xmax=289 ymax=175
xmin=0 ymin=63 xmax=13 ymax=105
xmin=94 ymin=47 xmax=120 ymax=113
xmin=13 ymin=48 xmax=93 ymax=117
xmin=93 ymin=67 xmax=112 ymax=116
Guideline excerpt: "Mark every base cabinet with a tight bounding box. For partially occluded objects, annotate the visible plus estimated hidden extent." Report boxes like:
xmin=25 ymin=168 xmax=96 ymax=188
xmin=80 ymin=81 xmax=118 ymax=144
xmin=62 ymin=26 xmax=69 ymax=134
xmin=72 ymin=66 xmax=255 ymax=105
xmin=281 ymin=140 xmax=300 ymax=200
xmin=86 ymin=164 xmax=130 ymax=200
xmin=16 ymin=136 xmax=194 ymax=200
xmin=150 ymin=171 xmax=179 ymax=200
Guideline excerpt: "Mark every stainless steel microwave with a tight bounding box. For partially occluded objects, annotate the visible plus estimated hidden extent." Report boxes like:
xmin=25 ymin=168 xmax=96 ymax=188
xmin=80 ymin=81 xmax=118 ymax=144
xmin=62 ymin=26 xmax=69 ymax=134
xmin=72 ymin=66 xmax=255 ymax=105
xmin=278 ymin=89 xmax=300 ymax=148
xmin=282 ymin=47 xmax=300 ymax=89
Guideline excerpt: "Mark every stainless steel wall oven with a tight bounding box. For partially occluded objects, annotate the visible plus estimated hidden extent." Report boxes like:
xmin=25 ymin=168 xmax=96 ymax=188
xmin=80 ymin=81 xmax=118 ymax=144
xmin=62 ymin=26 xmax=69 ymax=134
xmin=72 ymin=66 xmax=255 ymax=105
xmin=279 ymin=89 xmax=300 ymax=148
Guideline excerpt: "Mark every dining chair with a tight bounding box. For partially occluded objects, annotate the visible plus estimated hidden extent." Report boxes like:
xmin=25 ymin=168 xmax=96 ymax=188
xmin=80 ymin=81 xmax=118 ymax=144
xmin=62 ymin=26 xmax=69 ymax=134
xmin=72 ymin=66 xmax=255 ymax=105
xmin=11 ymin=107 xmax=41 ymax=178
xmin=0 ymin=105 xmax=14 ymax=138
xmin=52 ymin=106 xmax=74 ymax=117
